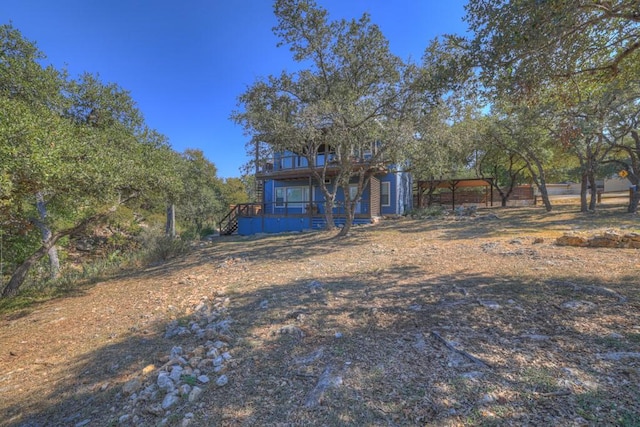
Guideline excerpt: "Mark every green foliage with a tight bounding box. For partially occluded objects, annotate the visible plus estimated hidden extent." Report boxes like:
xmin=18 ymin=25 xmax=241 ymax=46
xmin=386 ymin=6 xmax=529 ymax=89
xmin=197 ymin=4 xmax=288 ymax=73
xmin=464 ymin=0 xmax=640 ymax=212
xmin=465 ymin=0 xmax=640 ymax=99
xmin=175 ymin=149 xmax=224 ymax=233
xmin=0 ymin=24 xmax=199 ymax=297
xmin=233 ymin=0 xmax=427 ymax=235
xmin=181 ymin=375 xmax=198 ymax=386
xmin=141 ymin=234 xmax=192 ymax=264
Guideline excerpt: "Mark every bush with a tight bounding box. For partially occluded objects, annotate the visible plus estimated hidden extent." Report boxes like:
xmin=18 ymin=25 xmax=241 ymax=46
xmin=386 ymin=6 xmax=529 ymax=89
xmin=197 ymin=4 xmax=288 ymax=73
xmin=408 ymin=205 xmax=448 ymax=219
xmin=141 ymin=234 xmax=192 ymax=264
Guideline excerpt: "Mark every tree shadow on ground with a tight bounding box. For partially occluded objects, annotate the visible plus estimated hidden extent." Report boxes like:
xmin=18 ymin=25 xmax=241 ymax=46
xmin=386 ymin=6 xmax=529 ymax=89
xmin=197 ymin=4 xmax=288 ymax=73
xmin=3 ymin=215 xmax=640 ymax=426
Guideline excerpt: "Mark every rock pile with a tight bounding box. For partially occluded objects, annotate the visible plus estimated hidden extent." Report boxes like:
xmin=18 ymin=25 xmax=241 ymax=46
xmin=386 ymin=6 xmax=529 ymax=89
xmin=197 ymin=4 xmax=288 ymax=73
xmin=556 ymin=230 xmax=640 ymax=248
xmin=114 ymin=296 xmax=235 ymax=426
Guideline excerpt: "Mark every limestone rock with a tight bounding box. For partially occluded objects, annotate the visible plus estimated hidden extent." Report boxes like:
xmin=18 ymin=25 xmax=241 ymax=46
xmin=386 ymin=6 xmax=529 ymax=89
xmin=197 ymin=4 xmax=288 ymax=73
xmin=215 ymin=375 xmax=229 ymax=387
xmin=122 ymin=378 xmax=142 ymax=395
xmin=556 ymin=234 xmax=588 ymax=247
xmin=188 ymin=386 xmax=204 ymax=403
xmin=161 ymin=392 xmax=180 ymax=410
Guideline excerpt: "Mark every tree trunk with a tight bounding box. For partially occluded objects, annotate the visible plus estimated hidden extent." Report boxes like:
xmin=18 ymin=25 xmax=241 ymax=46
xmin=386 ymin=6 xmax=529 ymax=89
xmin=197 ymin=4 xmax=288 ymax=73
xmin=165 ymin=204 xmax=176 ymax=237
xmin=537 ymin=183 xmax=553 ymax=212
xmin=2 ymin=195 xmax=134 ymax=298
xmin=522 ymin=150 xmax=552 ymax=211
xmin=588 ymin=174 xmax=598 ymax=211
xmin=2 ymin=236 xmax=59 ymax=298
xmin=338 ymin=199 xmax=354 ymax=237
xmin=322 ymin=197 xmax=335 ymax=231
xmin=580 ymin=173 xmax=589 ymax=212
xmin=36 ymin=193 xmax=60 ymax=279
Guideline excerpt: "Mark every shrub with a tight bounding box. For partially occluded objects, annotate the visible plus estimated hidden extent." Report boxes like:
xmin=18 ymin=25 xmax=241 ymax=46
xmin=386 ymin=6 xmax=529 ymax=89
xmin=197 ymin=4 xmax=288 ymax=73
xmin=141 ymin=234 xmax=192 ymax=264
xmin=408 ymin=205 xmax=448 ymax=219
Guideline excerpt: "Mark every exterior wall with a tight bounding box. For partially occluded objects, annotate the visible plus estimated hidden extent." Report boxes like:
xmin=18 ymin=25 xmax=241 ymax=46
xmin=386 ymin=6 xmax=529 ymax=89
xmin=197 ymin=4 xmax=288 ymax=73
xmin=264 ymin=178 xmax=373 ymax=215
xmin=238 ymin=216 xmax=311 ymax=235
xmin=370 ymin=176 xmax=381 ymax=217
xmin=237 ymin=215 xmax=374 ymax=236
xmin=247 ymin=161 xmax=413 ymax=235
xmin=379 ymin=170 xmax=412 ymax=216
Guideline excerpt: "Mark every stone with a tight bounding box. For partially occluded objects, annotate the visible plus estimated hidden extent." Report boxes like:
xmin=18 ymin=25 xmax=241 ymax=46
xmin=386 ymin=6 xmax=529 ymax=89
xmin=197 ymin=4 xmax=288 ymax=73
xmin=197 ymin=375 xmax=210 ymax=384
xmin=191 ymin=346 xmax=205 ymax=358
xmin=461 ymin=371 xmax=484 ymax=380
xmin=603 ymin=230 xmax=622 ymax=241
xmin=556 ymin=234 xmax=589 ymax=247
xmin=215 ymin=375 xmax=229 ymax=387
xmin=279 ymin=325 xmax=305 ymax=338
xmin=145 ymin=404 xmax=164 ymax=416
xmin=118 ymin=414 xmax=130 ymax=424
xmin=599 ymin=352 xmax=640 ymax=361
xmin=122 ymin=378 xmax=141 ymax=395
xmin=561 ymin=300 xmax=596 ymax=311
xmin=478 ymin=393 xmax=496 ymax=405
xmin=213 ymin=341 xmax=227 ymax=349
xmin=170 ymin=346 xmax=184 ymax=358
xmin=307 ymin=280 xmax=324 ymax=293
xmin=589 ymin=236 xmax=619 ymax=248
xmin=142 ymin=364 xmax=156 ymax=375
xmin=157 ymin=373 xmax=175 ymax=391
xmin=293 ymin=348 xmax=325 ymax=365
xmin=478 ymin=300 xmax=501 ymax=310
xmin=188 ymin=386 xmax=204 ymax=403
xmin=169 ymin=365 xmax=183 ymax=382
xmin=169 ymin=365 xmax=183 ymax=383
xmin=161 ymin=392 xmax=180 ymax=410
xmin=179 ymin=384 xmax=192 ymax=396
xmin=521 ymin=334 xmax=551 ymax=341
xmin=197 ymin=358 xmax=214 ymax=370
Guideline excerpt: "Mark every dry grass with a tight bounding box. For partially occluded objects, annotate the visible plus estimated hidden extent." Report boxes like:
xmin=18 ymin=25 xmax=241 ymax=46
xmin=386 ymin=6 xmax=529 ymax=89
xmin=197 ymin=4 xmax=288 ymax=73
xmin=1 ymin=201 xmax=639 ymax=426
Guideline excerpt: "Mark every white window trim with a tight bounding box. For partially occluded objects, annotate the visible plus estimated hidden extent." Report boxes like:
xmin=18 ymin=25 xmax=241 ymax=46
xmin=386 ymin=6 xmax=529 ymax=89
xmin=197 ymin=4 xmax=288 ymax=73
xmin=381 ymin=181 xmax=391 ymax=207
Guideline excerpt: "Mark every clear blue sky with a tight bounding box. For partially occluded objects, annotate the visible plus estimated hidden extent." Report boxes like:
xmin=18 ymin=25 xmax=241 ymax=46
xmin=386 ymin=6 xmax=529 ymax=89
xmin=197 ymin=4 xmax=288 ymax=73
xmin=3 ymin=0 xmax=468 ymax=178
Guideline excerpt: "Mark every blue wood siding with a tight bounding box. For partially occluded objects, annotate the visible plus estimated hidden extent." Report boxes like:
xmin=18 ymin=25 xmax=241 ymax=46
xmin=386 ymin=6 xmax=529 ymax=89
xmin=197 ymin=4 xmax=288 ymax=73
xmin=243 ymin=168 xmax=412 ymax=235
xmin=378 ymin=170 xmax=412 ymax=215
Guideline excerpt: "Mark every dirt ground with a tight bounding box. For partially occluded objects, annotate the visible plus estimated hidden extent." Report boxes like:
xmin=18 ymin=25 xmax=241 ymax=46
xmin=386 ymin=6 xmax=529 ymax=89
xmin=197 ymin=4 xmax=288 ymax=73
xmin=1 ymin=201 xmax=639 ymax=426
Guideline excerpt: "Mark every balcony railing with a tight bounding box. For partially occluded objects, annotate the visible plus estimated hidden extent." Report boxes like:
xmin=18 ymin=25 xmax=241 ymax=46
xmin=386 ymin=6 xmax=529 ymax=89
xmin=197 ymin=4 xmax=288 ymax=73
xmin=256 ymin=152 xmax=380 ymax=176
xmin=256 ymin=153 xmax=336 ymax=175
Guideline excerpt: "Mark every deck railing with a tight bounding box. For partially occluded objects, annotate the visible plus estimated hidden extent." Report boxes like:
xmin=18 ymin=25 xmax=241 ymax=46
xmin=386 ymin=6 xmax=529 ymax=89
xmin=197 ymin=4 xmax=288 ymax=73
xmin=243 ymin=200 xmax=371 ymax=216
xmin=256 ymin=153 xmax=380 ymax=176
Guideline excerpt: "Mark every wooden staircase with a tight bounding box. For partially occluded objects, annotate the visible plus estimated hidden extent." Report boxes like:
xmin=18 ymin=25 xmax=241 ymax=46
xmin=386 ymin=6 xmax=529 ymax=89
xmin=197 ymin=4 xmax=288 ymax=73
xmin=219 ymin=205 xmax=241 ymax=235
xmin=219 ymin=203 xmax=264 ymax=235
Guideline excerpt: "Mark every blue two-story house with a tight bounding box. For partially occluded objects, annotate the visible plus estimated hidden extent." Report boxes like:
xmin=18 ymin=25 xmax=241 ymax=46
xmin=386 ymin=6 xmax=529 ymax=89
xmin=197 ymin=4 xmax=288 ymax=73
xmin=219 ymin=148 xmax=412 ymax=235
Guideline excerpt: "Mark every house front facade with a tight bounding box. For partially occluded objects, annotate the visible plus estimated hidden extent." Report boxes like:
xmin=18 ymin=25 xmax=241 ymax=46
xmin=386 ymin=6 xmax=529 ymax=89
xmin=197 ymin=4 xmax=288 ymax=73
xmin=220 ymin=150 xmax=412 ymax=235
